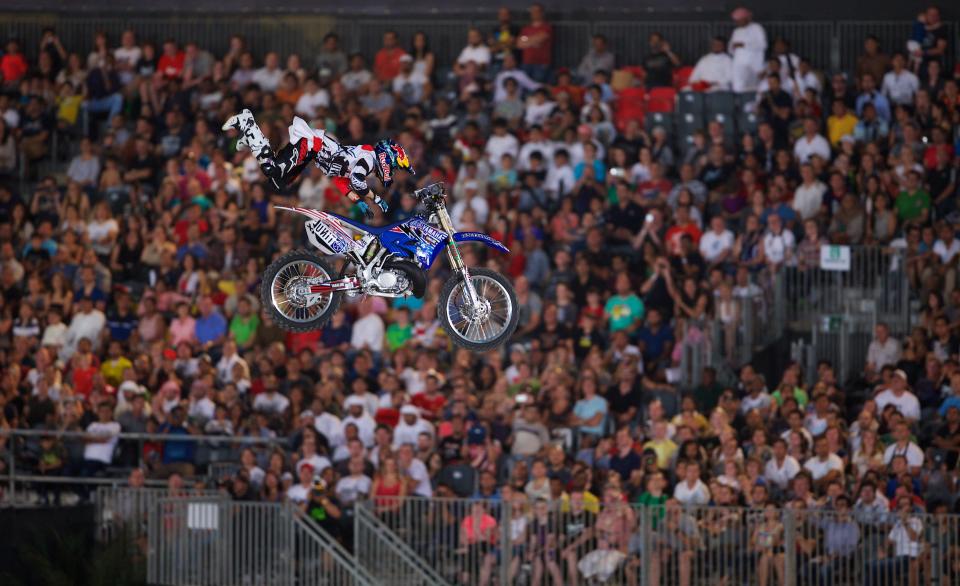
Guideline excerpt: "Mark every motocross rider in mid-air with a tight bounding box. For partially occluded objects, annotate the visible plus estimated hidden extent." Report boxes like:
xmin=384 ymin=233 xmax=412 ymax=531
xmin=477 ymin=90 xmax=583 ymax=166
xmin=222 ymin=109 xmax=415 ymax=217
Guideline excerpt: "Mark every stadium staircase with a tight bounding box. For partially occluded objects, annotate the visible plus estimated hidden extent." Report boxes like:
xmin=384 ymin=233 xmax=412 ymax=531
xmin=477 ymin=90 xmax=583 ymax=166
xmin=353 ymin=503 xmax=451 ymax=586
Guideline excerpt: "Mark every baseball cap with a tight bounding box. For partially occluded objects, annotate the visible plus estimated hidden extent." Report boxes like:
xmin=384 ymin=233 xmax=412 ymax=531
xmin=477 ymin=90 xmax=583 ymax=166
xmin=893 ymin=369 xmax=908 ymax=381
xmin=467 ymin=425 xmax=486 ymax=445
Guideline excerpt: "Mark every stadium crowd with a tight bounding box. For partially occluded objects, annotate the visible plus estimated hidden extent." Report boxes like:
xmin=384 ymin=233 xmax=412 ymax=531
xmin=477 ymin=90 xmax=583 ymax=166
xmin=0 ymin=2 xmax=960 ymax=583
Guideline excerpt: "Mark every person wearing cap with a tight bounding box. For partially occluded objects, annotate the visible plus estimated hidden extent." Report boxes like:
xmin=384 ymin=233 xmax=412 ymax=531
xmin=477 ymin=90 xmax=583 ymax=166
xmin=286 ymin=462 xmax=316 ymax=506
xmin=392 ymin=404 xmax=434 ymax=449
xmin=874 ymin=369 xmax=921 ymax=423
xmin=728 ymin=7 xmax=767 ymax=93
xmin=392 ymin=53 xmax=429 ymax=107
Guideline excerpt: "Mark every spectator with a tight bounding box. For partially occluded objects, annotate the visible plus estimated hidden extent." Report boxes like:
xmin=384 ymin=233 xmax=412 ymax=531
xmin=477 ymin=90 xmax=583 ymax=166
xmin=688 ymin=36 xmax=733 ymax=92
xmin=455 ymin=28 xmax=491 ymax=73
xmin=793 ymin=117 xmax=831 ymax=164
xmin=728 ymin=7 xmax=767 ymax=92
xmin=156 ymin=39 xmax=185 ymax=80
xmin=373 ymin=30 xmax=406 ymax=83
xmin=517 ymin=3 xmax=552 ymax=82
xmin=1 ymin=40 xmax=28 ymax=90
xmin=856 ymin=35 xmax=890 ymax=84
xmin=252 ymin=51 xmax=283 ymax=93
xmin=883 ymin=53 xmax=919 ymax=107
xmin=643 ymin=32 xmax=681 ymax=89
xmin=316 ymin=33 xmax=348 ymax=78
xmin=576 ymin=34 xmax=615 ymax=83
xmin=855 ymin=73 xmax=891 ymax=123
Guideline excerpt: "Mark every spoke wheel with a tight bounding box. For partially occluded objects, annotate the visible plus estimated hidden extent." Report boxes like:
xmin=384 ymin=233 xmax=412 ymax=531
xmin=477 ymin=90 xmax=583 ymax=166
xmin=261 ymin=251 xmax=343 ymax=332
xmin=438 ymin=268 xmax=519 ymax=352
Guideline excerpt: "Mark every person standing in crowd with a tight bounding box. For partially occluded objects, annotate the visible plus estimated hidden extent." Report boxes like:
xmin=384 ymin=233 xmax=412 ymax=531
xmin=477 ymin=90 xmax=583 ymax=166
xmin=728 ymin=7 xmax=767 ymax=92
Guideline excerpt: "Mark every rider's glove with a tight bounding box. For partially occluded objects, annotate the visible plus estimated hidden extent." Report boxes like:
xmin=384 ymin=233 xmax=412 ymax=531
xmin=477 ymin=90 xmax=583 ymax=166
xmin=357 ymin=201 xmax=375 ymax=219
xmin=372 ymin=194 xmax=389 ymax=214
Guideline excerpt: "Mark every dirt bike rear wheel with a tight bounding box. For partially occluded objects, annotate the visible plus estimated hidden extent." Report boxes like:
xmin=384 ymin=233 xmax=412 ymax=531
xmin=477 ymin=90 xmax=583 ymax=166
xmin=261 ymin=250 xmax=343 ymax=332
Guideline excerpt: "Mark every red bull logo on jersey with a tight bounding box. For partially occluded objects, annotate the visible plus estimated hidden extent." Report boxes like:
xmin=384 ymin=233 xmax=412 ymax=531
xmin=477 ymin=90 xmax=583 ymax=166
xmin=378 ymin=152 xmax=392 ymax=183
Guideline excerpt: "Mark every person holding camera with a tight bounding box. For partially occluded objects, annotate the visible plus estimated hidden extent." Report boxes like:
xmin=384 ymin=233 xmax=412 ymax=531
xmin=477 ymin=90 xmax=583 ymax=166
xmin=305 ymin=478 xmax=343 ymax=541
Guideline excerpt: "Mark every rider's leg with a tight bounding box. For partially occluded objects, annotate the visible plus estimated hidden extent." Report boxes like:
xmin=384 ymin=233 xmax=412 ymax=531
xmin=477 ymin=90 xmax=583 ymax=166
xmin=222 ymin=109 xmax=313 ymax=190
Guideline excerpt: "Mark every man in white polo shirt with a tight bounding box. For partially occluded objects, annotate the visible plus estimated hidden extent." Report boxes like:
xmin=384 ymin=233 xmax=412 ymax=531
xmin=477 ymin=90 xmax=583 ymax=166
xmin=793 ymin=117 xmax=831 ymax=164
xmin=881 ymin=53 xmax=919 ymax=107
xmin=673 ymin=460 xmax=711 ymax=505
xmin=764 ymin=438 xmax=800 ymax=491
xmin=803 ymin=436 xmax=844 ymax=493
xmin=874 ymin=370 xmax=921 ymax=423
xmin=699 ymin=216 xmax=735 ymax=267
xmin=83 ymin=401 xmax=122 ymax=475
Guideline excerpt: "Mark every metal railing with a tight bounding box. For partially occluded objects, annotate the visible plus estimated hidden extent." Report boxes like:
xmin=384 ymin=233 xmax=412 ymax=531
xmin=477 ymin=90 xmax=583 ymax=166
xmin=0 ymin=14 xmax=956 ymax=73
xmin=361 ymin=495 xmax=960 ymax=586
xmin=147 ymin=497 xmax=375 ymax=586
xmin=0 ymin=428 xmax=289 ymax=505
xmin=94 ymin=485 xmax=223 ymax=543
xmin=354 ymin=502 xmax=450 ymax=586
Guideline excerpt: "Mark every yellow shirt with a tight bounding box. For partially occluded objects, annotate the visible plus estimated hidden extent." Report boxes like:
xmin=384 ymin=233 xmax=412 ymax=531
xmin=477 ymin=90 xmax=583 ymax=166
xmin=559 ymin=490 xmax=600 ymax=514
xmin=827 ymin=113 xmax=858 ymax=147
xmin=58 ymin=95 xmax=83 ymax=125
xmin=100 ymin=357 xmax=132 ymax=387
xmin=644 ymin=438 xmax=678 ymax=470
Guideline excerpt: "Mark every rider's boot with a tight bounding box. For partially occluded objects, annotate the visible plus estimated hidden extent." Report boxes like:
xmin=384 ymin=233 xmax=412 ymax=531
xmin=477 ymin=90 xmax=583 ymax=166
xmin=222 ymin=109 xmax=272 ymax=161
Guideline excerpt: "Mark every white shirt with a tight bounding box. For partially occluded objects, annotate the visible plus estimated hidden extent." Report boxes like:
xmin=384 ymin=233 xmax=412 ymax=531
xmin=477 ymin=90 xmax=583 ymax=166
xmin=484 ymin=134 xmax=520 ymax=168
xmin=762 ymin=229 xmax=796 ymax=265
xmin=793 ymin=134 xmax=831 ymax=163
xmin=518 ymin=140 xmax=555 ymax=171
xmin=729 ymin=22 xmax=767 ymax=92
xmin=83 ymin=421 xmax=121 ymax=464
xmin=402 ymin=458 xmax=433 ymax=497
xmin=253 ymin=391 xmax=291 ymax=415
xmin=933 ymin=238 xmax=960 ymax=264
xmin=61 ymin=309 xmax=107 ymax=361
xmin=187 ymin=397 xmax=216 ymax=422
xmin=674 ymin=478 xmax=711 ymax=505
xmin=341 ymin=413 xmax=376 ymax=447
xmin=882 ymin=70 xmax=919 ymax=106
xmin=764 ymin=455 xmax=801 ymax=489
xmin=251 ymin=67 xmax=283 ymax=92
xmin=114 ymin=46 xmax=142 ymax=68
xmin=689 ymin=52 xmax=733 ymax=91
xmin=393 ymin=417 xmax=435 ymax=449
xmin=740 ymin=392 xmax=772 ymax=414
xmin=314 ymin=412 xmax=344 ymax=448
xmin=295 ymin=89 xmax=330 ymax=119
xmin=493 ymin=69 xmax=540 ymax=102
xmin=286 ymin=483 xmax=311 ymax=505
xmin=888 ymin=517 xmax=924 ymax=557
xmin=457 ymin=44 xmax=491 ymax=67
xmin=792 ymin=181 xmax=827 ymax=220
xmin=351 ymin=313 xmax=385 ymax=352
xmin=451 ymin=196 xmax=490 ymax=226
xmin=883 ymin=441 xmax=925 ymax=469
xmin=524 ymin=100 xmax=556 ymax=127
xmin=866 ymin=338 xmax=902 ymax=369
xmin=335 ymin=475 xmax=372 ymax=506
xmin=297 ymin=454 xmax=332 ymax=474
xmin=545 ymin=165 xmax=575 ymax=198
xmin=874 ymin=389 xmax=921 ymax=421
xmin=392 ymin=71 xmax=429 ymax=104
xmin=216 ymin=353 xmax=243 ymax=384
xmin=803 ymin=454 xmax=844 ymax=480
xmin=699 ymin=229 xmax=735 ymax=262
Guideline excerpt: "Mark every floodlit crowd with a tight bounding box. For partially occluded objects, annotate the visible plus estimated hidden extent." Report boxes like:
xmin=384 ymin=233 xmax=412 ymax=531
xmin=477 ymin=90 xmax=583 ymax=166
xmin=0 ymin=3 xmax=959 ymax=584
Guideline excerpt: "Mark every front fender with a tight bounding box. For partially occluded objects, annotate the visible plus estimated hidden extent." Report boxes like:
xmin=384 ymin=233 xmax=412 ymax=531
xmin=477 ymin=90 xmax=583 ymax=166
xmin=452 ymin=232 xmax=510 ymax=254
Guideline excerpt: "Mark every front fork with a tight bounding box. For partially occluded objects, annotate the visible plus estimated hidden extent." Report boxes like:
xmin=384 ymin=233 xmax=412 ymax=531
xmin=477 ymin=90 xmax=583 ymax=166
xmin=434 ymin=207 xmax=481 ymax=308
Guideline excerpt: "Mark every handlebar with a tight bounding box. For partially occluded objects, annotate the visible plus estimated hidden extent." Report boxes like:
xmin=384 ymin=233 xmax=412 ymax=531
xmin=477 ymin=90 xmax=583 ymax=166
xmin=414 ymin=182 xmax=446 ymax=205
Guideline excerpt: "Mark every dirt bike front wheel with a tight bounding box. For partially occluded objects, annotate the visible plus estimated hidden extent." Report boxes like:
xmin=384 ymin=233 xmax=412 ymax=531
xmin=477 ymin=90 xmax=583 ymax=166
xmin=438 ymin=268 xmax=519 ymax=352
xmin=261 ymin=250 xmax=343 ymax=332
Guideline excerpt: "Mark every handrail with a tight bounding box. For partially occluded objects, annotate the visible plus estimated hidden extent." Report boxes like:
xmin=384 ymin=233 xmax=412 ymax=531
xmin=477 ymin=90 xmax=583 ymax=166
xmin=289 ymin=504 xmax=378 ymax=586
xmin=355 ymin=502 xmax=451 ymax=586
xmin=0 ymin=428 xmax=290 ymax=444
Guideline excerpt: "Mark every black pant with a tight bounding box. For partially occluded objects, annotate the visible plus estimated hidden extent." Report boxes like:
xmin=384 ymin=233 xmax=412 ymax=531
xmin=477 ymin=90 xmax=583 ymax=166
xmin=260 ymin=138 xmax=314 ymax=191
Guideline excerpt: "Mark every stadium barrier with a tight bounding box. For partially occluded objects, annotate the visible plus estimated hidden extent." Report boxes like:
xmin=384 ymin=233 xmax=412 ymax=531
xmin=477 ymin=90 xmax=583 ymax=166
xmin=0 ymin=428 xmax=289 ymax=505
xmin=0 ymin=15 xmax=955 ymax=74
xmin=362 ymin=495 xmax=960 ymax=586
xmin=94 ymin=485 xmax=222 ymax=543
xmin=354 ymin=502 xmax=450 ymax=585
xmin=146 ymin=497 xmax=376 ymax=586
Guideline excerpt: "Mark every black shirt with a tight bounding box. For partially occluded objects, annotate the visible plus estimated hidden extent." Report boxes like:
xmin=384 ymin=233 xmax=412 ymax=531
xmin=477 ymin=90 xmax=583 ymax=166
xmin=643 ymin=51 xmax=674 ymax=88
xmin=606 ymin=382 xmax=642 ymax=416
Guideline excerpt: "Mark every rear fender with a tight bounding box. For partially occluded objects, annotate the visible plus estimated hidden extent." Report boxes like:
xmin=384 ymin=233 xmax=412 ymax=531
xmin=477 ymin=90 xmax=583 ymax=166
xmin=276 ymin=206 xmax=358 ymax=255
xmin=452 ymin=232 xmax=510 ymax=254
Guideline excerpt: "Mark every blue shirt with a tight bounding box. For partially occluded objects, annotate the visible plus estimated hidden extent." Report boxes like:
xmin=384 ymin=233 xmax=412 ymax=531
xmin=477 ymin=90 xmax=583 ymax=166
xmin=855 ymin=91 xmax=891 ymax=123
xmin=637 ymin=324 xmax=674 ymax=362
xmin=195 ymin=310 xmax=227 ymax=346
xmin=159 ymin=424 xmax=194 ymax=463
xmin=574 ymin=395 xmax=608 ymax=436
xmin=938 ymin=396 xmax=960 ymax=418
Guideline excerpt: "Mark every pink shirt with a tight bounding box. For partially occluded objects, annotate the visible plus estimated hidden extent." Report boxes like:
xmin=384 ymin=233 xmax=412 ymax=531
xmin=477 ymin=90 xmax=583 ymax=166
xmin=169 ymin=317 xmax=197 ymax=347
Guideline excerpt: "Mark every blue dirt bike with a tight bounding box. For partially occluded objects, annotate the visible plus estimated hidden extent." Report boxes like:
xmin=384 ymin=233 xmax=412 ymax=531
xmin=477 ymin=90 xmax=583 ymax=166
xmin=261 ymin=182 xmax=519 ymax=351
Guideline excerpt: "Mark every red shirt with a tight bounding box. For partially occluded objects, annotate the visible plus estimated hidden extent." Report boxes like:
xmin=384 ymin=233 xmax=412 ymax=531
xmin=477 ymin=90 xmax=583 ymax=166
xmin=665 ymin=223 xmax=703 ymax=255
xmin=411 ymin=392 xmax=446 ymax=420
xmin=374 ymin=48 xmax=406 ymax=81
xmin=0 ymin=54 xmax=28 ymax=83
xmin=157 ymin=51 xmax=185 ymax=79
xmin=72 ymin=366 xmax=97 ymax=398
xmin=520 ymin=23 xmax=553 ymax=66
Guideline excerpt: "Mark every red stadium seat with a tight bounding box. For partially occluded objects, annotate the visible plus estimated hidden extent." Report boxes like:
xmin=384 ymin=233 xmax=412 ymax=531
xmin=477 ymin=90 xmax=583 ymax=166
xmin=614 ymin=87 xmax=646 ymax=131
xmin=647 ymin=87 xmax=677 ymax=113
xmin=673 ymin=66 xmax=694 ymax=90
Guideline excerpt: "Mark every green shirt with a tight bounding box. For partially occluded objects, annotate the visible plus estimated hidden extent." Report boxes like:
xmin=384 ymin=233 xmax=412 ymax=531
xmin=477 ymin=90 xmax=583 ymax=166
xmin=605 ymin=294 xmax=644 ymax=332
xmin=771 ymin=386 xmax=809 ymax=410
xmin=895 ymin=189 xmax=930 ymax=222
xmin=385 ymin=323 xmax=412 ymax=351
xmin=635 ymin=492 xmax=668 ymax=528
xmin=230 ymin=313 xmax=260 ymax=347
